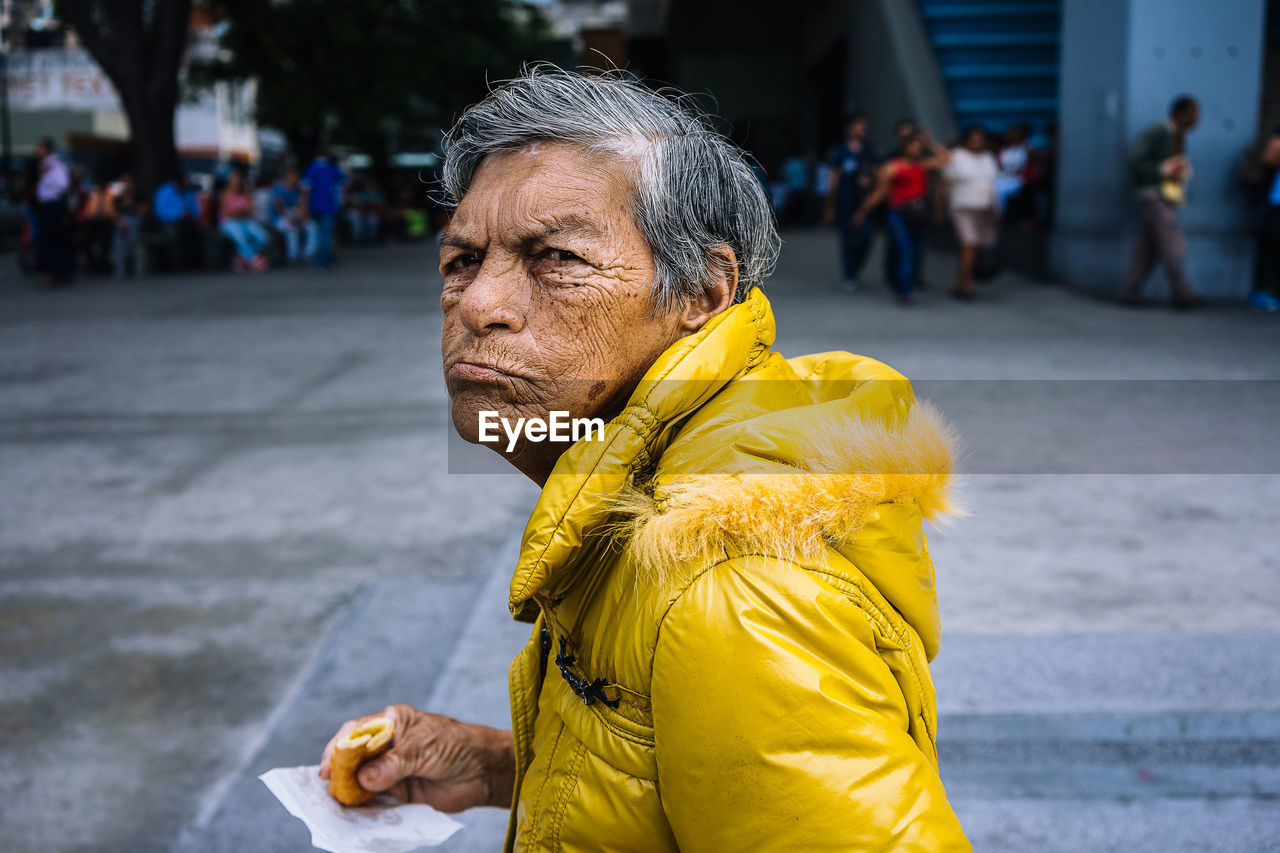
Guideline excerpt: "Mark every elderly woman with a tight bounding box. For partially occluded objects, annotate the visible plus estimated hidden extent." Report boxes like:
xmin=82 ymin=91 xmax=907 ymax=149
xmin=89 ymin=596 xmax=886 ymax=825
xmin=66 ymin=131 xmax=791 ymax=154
xmin=322 ymin=68 xmax=969 ymax=851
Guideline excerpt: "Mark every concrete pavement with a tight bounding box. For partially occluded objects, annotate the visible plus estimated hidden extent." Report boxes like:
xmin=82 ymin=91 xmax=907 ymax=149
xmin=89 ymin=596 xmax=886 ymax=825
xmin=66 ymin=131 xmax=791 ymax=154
xmin=0 ymin=248 xmax=540 ymax=852
xmin=2 ymin=231 xmax=1278 ymax=851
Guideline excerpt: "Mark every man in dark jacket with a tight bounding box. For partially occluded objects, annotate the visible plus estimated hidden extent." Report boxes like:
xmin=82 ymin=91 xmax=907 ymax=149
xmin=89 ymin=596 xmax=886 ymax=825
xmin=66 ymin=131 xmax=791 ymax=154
xmin=1119 ymin=95 xmax=1203 ymax=308
xmin=823 ymin=113 xmax=880 ymax=291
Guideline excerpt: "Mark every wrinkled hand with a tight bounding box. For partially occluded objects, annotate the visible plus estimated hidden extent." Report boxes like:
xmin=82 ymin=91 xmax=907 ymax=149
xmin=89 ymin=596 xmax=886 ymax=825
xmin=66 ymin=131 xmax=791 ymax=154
xmin=319 ymin=703 xmax=515 ymax=812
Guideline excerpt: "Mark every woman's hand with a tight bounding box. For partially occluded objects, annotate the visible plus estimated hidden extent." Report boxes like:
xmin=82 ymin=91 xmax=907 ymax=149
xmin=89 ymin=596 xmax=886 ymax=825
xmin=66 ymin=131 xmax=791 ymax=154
xmin=319 ymin=703 xmax=516 ymax=812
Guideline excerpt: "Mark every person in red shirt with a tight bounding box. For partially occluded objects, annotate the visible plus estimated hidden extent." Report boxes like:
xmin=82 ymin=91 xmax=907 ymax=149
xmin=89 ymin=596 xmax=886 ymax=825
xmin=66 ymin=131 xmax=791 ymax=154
xmin=854 ymin=129 xmax=950 ymax=304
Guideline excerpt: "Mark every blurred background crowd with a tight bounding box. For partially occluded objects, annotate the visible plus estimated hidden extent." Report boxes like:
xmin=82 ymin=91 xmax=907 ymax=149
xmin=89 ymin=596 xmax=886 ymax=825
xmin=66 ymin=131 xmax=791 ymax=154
xmin=17 ymin=142 xmax=440 ymax=280
xmin=0 ymin=0 xmax=1276 ymax=298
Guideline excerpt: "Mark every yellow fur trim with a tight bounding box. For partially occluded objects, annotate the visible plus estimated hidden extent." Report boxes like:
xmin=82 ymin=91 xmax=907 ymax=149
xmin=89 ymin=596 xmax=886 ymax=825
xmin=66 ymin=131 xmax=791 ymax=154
xmin=608 ymin=401 xmax=960 ymax=579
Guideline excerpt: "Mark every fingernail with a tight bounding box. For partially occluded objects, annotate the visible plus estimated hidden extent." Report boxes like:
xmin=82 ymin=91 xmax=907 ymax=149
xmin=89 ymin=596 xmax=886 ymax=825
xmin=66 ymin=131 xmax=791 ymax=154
xmin=358 ymin=765 xmax=378 ymax=785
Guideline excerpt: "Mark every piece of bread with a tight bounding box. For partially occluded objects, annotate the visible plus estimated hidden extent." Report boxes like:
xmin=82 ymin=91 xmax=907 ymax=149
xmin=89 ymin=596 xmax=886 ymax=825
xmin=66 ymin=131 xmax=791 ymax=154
xmin=328 ymin=716 xmax=395 ymax=806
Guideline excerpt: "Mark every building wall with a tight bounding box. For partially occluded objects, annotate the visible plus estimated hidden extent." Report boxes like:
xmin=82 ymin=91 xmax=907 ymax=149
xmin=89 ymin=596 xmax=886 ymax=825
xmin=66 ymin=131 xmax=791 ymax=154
xmin=663 ymin=0 xmax=957 ymax=170
xmin=1052 ymin=0 xmax=1266 ymax=297
xmin=664 ymin=0 xmax=810 ymax=169
xmin=844 ymin=0 xmax=957 ymax=150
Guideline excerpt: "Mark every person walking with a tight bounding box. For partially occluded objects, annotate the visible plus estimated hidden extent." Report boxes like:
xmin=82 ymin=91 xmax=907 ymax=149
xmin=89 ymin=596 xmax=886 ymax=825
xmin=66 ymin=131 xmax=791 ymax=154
xmin=303 ymin=150 xmax=345 ymax=269
xmin=854 ymin=129 xmax=950 ymax=305
xmin=883 ymin=118 xmax=918 ymax=288
xmin=32 ymin=137 xmax=74 ymax=287
xmin=943 ymin=125 xmax=1000 ymax=300
xmin=823 ymin=113 xmax=879 ymax=291
xmin=1119 ymin=95 xmax=1204 ymax=309
xmin=995 ymin=123 xmax=1030 ymax=217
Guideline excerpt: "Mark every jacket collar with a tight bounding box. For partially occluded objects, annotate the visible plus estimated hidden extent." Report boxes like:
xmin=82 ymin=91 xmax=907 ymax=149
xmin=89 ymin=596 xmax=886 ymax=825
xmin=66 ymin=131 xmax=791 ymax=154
xmin=507 ymin=288 xmax=775 ymax=615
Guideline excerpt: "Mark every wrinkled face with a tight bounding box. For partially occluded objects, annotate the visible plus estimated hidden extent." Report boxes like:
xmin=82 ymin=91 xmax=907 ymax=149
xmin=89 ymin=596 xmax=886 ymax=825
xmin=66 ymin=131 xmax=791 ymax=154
xmin=439 ymin=143 xmax=686 ymax=470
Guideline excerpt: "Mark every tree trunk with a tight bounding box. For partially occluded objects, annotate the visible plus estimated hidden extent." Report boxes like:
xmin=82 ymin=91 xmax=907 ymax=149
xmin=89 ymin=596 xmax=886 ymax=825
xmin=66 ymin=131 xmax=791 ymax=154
xmin=57 ymin=0 xmax=192 ymax=199
xmin=118 ymin=90 xmax=182 ymax=199
xmin=287 ymin=128 xmax=317 ymax=167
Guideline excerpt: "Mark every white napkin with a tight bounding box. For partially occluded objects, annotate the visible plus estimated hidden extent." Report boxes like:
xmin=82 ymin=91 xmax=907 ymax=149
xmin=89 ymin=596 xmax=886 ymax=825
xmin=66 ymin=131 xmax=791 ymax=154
xmin=260 ymin=765 xmax=463 ymax=852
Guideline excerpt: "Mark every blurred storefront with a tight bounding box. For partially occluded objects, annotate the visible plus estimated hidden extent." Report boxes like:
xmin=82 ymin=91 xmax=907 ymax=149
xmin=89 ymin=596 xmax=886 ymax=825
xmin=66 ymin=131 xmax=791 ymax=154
xmin=2 ymin=2 xmax=282 ymax=185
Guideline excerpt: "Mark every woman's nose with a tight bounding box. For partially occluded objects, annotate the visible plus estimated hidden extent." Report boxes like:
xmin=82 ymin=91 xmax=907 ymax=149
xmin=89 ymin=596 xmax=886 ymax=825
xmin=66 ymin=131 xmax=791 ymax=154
xmin=458 ymin=254 xmax=525 ymax=336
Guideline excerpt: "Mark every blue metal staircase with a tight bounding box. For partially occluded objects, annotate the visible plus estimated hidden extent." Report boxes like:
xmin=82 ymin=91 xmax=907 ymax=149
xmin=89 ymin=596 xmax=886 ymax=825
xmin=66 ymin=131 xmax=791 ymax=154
xmin=917 ymin=0 xmax=1062 ymax=134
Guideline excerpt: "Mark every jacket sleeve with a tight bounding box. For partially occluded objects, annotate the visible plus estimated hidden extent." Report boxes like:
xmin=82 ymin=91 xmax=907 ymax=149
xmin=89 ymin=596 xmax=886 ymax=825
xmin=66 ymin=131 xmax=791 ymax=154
xmin=651 ymin=555 xmax=970 ymax=853
xmin=1128 ymin=125 xmax=1166 ymax=188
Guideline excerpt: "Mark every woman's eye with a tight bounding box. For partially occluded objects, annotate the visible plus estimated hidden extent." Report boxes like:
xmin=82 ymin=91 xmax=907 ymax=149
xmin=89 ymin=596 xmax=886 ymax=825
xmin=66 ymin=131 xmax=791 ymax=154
xmin=447 ymin=253 xmax=480 ymax=272
xmin=547 ymin=249 xmax=583 ymax=263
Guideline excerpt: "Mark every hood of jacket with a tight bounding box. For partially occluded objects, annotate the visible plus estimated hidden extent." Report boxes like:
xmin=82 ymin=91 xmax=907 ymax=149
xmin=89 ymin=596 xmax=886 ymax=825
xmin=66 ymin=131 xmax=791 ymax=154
xmin=508 ymin=288 xmax=958 ymax=658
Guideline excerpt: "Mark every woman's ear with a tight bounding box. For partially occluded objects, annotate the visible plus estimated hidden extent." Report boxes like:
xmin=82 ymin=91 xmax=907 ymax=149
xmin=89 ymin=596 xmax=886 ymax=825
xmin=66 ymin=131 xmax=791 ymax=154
xmin=680 ymin=245 xmax=739 ymax=333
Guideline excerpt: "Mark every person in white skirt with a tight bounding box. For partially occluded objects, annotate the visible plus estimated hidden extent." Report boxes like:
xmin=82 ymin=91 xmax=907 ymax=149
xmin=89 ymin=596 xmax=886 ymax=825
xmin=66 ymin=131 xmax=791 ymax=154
xmin=943 ymin=125 xmax=1000 ymax=300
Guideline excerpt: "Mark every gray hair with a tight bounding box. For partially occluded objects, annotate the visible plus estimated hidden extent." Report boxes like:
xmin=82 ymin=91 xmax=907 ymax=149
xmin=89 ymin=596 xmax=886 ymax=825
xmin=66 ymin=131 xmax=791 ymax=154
xmin=440 ymin=66 xmax=781 ymax=310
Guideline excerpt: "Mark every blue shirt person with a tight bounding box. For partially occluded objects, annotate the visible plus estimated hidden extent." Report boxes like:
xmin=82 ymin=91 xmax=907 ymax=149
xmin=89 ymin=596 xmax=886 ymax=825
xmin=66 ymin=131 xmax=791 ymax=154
xmin=303 ymin=156 xmax=345 ymax=217
xmin=153 ymin=179 xmax=200 ymax=223
xmin=823 ymin=113 xmax=880 ymax=288
xmin=269 ymin=182 xmax=304 ymax=227
xmin=152 ymin=177 xmax=202 ymax=270
xmin=301 ymin=155 xmax=345 ymax=267
xmin=270 ymin=168 xmax=318 ymax=265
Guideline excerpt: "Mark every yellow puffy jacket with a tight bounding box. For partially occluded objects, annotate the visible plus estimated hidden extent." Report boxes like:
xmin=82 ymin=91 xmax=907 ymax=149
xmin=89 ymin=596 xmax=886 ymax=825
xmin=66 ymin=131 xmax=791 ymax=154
xmin=503 ymin=289 xmax=970 ymax=851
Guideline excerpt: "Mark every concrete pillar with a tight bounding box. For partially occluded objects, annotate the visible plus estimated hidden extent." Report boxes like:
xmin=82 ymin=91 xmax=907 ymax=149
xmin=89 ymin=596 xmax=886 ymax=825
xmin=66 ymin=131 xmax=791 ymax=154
xmin=1051 ymin=0 xmax=1266 ymax=298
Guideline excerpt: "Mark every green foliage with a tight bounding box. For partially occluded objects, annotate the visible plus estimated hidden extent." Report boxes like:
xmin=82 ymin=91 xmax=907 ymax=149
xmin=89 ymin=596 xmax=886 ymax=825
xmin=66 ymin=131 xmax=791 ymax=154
xmin=199 ymin=0 xmax=562 ymax=159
